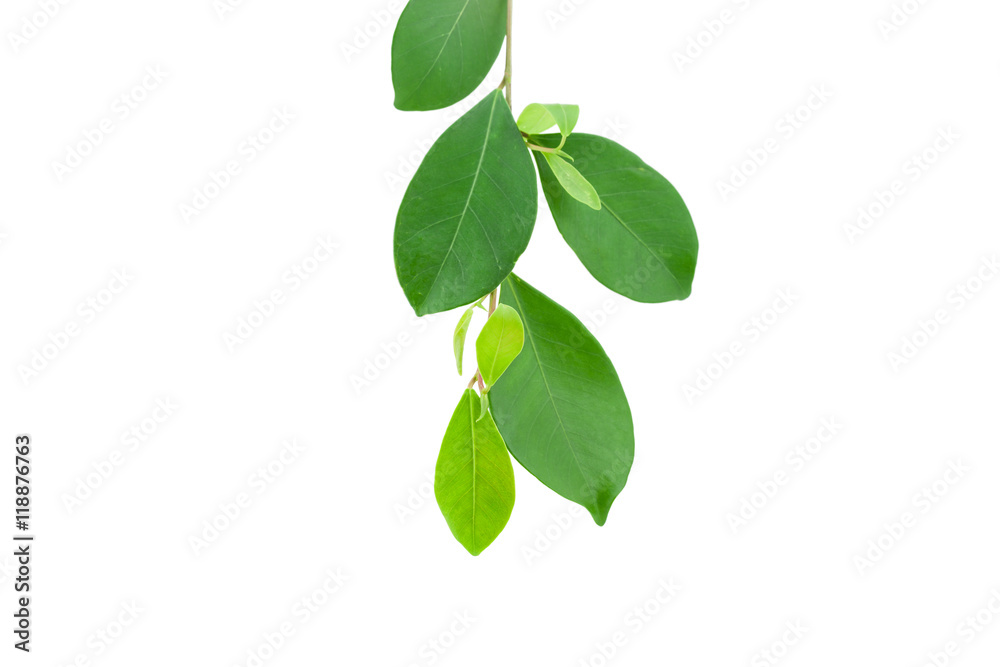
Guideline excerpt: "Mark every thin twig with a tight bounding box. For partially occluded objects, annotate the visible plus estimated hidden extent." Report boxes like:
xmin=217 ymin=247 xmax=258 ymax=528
xmin=504 ymin=0 xmax=512 ymax=107
xmin=471 ymin=1 xmax=512 ymax=393
xmin=525 ymin=142 xmax=561 ymax=155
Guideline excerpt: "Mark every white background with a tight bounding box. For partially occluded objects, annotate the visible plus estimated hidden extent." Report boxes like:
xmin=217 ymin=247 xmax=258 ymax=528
xmin=2 ymin=0 xmax=999 ymax=665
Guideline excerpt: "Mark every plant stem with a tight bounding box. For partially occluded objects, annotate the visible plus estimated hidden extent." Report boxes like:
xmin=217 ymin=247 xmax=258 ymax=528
xmin=467 ymin=369 xmax=486 ymax=391
xmin=470 ymin=1 xmax=513 ymax=394
xmin=490 ymin=0 xmax=512 ymax=319
xmin=525 ymin=142 xmax=562 ymax=155
xmin=504 ymin=0 xmax=513 ymax=108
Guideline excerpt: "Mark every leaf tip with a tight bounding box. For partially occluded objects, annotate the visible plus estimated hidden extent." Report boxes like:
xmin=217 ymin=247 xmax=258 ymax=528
xmin=589 ymin=505 xmax=610 ymax=527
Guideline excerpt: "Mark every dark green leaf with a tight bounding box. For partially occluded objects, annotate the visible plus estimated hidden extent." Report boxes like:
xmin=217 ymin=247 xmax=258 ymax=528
xmin=534 ymin=133 xmax=698 ymax=303
xmin=489 ymin=274 xmax=634 ymax=525
xmin=392 ymin=0 xmax=508 ymax=111
xmin=435 ymin=389 xmax=516 ymax=555
xmin=394 ymin=90 xmax=538 ymax=315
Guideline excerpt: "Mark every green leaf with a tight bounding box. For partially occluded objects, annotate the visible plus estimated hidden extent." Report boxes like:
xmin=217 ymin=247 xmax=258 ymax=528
xmin=392 ymin=0 xmax=508 ymax=111
xmin=453 ymin=305 xmax=476 ymax=375
xmin=394 ymin=90 xmax=538 ymax=315
xmin=516 ymin=104 xmax=555 ymax=134
xmin=542 ymin=153 xmax=601 ymax=210
xmin=475 ymin=304 xmax=524 ymax=387
xmin=516 ymin=103 xmax=579 ymax=140
xmin=435 ymin=389 xmax=516 ymax=556
xmin=545 ymin=104 xmax=580 ymax=143
xmin=477 ymin=392 xmax=490 ymax=422
xmin=489 ymin=274 xmax=633 ymax=525
xmin=534 ymin=133 xmax=698 ymax=303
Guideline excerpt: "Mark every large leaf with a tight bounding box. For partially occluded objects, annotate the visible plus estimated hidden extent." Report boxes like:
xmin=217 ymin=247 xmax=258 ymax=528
xmin=475 ymin=304 xmax=524 ymax=387
xmin=489 ymin=274 xmax=633 ymax=525
xmin=534 ymin=133 xmax=698 ymax=303
xmin=394 ymin=90 xmax=538 ymax=315
xmin=435 ymin=389 xmax=516 ymax=556
xmin=392 ymin=0 xmax=508 ymax=111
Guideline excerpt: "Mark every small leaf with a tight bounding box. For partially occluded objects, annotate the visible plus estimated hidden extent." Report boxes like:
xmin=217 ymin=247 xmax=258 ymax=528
xmin=517 ymin=103 xmax=579 ymax=139
xmin=544 ymin=104 xmax=580 ymax=143
xmin=394 ymin=90 xmax=538 ymax=315
xmin=453 ymin=305 xmax=477 ymax=375
xmin=477 ymin=392 xmax=490 ymax=422
xmin=475 ymin=304 xmax=524 ymax=388
xmin=392 ymin=0 xmax=508 ymax=111
xmin=489 ymin=274 xmax=634 ymax=526
xmin=543 ymin=153 xmax=601 ymax=210
xmin=533 ymin=133 xmax=698 ymax=303
xmin=435 ymin=389 xmax=516 ymax=556
xmin=517 ymin=104 xmax=556 ymax=135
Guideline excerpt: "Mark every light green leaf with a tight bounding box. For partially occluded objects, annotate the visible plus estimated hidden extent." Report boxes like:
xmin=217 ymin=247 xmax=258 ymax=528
xmin=489 ymin=274 xmax=634 ymax=526
xmin=475 ymin=304 xmax=524 ymax=387
xmin=394 ymin=90 xmax=538 ymax=315
xmin=453 ymin=305 xmax=476 ymax=375
xmin=392 ymin=0 xmax=508 ymax=111
xmin=533 ymin=133 xmax=698 ymax=303
xmin=477 ymin=392 xmax=490 ymax=422
xmin=435 ymin=389 xmax=516 ymax=556
xmin=517 ymin=104 xmax=556 ymax=134
xmin=545 ymin=104 xmax=579 ymax=142
xmin=516 ymin=103 xmax=579 ymax=140
xmin=543 ymin=153 xmax=601 ymax=210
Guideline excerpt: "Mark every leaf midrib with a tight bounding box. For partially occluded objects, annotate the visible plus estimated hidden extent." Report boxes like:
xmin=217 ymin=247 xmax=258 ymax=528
xmin=505 ymin=279 xmax=595 ymax=497
xmin=422 ymin=91 xmax=501 ymax=308
xmin=484 ymin=312 xmax=507 ymax=384
xmin=599 ymin=199 xmax=685 ymax=293
xmin=466 ymin=391 xmax=478 ymax=550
